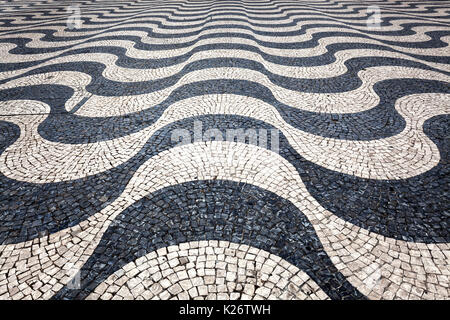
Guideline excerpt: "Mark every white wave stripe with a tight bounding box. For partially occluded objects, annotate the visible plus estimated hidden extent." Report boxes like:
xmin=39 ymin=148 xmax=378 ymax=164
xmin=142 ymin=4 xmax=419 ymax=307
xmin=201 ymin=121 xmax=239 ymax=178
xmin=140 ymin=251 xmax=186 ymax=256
xmin=1 ymin=0 xmax=297 ymax=18
xmin=149 ymin=93 xmax=450 ymax=181
xmin=2 ymin=29 xmax=450 ymax=65
xmin=51 ymin=22 xmax=450 ymax=43
xmin=0 ymin=4 xmax=405 ymax=31
xmin=0 ymin=141 xmax=447 ymax=300
xmin=3 ymin=2 xmax=448 ymax=32
xmin=1 ymin=64 xmax=446 ymax=118
xmin=376 ymin=3 xmax=450 ymax=17
xmin=0 ymin=0 xmax=186 ymax=13
xmin=4 ymin=0 xmax=443 ymax=14
xmin=4 ymin=0 xmax=444 ymax=15
xmin=0 ymin=71 xmax=93 ymax=112
xmin=3 ymin=15 xmax=449 ymax=48
xmin=1 ymin=45 xmax=449 ymax=95
xmin=282 ymin=0 xmax=450 ymax=14
xmin=0 ymin=7 xmax=320 ymax=32
xmin=0 ymin=11 xmax=68 ymax=22
xmin=0 ymin=99 xmax=159 ymax=183
xmin=45 ymin=9 xmax=437 ymax=31
xmin=0 ymin=2 xmax=157 ymax=16
xmin=87 ymin=241 xmax=329 ymax=300
xmin=1 ymin=90 xmax=447 ymax=183
xmin=0 ymin=1 xmax=180 ymax=29
xmin=62 ymin=66 xmax=450 ymax=116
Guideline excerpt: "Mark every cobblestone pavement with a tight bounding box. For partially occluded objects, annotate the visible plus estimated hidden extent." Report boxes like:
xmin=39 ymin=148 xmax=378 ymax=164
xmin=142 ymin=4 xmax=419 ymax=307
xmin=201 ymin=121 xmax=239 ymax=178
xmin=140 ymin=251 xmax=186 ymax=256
xmin=0 ymin=0 xmax=449 ymax=300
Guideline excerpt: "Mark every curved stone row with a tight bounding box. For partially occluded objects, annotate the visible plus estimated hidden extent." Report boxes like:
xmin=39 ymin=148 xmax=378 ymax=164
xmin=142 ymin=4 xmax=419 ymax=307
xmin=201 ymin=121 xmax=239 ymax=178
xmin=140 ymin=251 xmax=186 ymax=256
xmin=2 ymin=64 xmax=448 ymax=121
xmin=85 ymin=242 xmax=330 ymax=300
xmin=3 ymin=44 xmax=449 ymax=85
xmin=1 ymin=69 xmax=449 ymax=146
xmin=51 ymin=178 xmax=364 ymax=300
xmin=3 ymin=17 xmax=449 ymax=53
xmin=2 ymin=31 xmax=449 ymax=69
xmin=1 ymin=92 xmax=447 ymax=184
xmin=2 ymin=4 xmax=448 ymax=40
xmin=0 ymin=140 xmax=447 ymax=300
xmin=0 ymin=109 xmax=448 ymax=244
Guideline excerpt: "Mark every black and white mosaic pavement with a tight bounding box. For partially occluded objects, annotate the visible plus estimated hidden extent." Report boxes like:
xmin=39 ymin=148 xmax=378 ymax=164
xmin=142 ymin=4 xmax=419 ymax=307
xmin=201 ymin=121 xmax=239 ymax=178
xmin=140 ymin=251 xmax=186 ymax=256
xmin=0 ymin=0 xmax=449 ymax=300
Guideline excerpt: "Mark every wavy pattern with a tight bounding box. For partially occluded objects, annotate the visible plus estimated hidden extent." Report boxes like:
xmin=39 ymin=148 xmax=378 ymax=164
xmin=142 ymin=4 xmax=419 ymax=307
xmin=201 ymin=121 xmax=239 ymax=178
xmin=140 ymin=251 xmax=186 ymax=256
xmin=84 ymin=241 xmax=331 ymax=300
xmin=0 ymin=0 xmax=449 ymax=301
xmin=0 ymin=93 xmax=448 ymax=181
xmin=52 ymin=179 xmax=366 ymax=300
xmin=1 ymin=113 xmax=447 ymax=244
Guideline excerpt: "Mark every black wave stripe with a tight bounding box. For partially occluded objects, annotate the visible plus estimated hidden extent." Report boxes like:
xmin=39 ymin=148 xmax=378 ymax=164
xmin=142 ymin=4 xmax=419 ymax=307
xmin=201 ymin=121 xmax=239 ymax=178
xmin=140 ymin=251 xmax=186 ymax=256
xmin=2 ymin=16 xmax=450 ymax=49
xmin=0 ymin=107 xmax=172 ymax=244
xmin=0 ymin=0 xmax=202 ymax=11
xmin=0 ymin=120 xmax=19 ymax=155
xmin=296 ymin=0 xmax=449 ymax=12
xmin=51 ymin=179 xmax=367 ymax=300
xmin=0 ymin=76 xmax=448 ymax=145
xmin=0 ymin=112 xmax=274 ymax=245
xmin=7 ymin=0 xmax=447 ymax=10
xmin=0 ymin=4 xmax=320 ymax=27
xmin=1 ymin=0 xmax=298 ymax=15
xmin=2 ymin=29 xmax=449 ymax=66
xmin=276 ymin=78 xmax=449 ymax=140
xmin=298 ymin=115 xmax=450 ymax=244
xmin=0 ymin=114 xmax=447 ymax=245
xmin=45 ymin=9 xmax=450 ymax=28
xmin=2 ymin=0 xmax=441 ymax=14
xmin=60 ymin=8 xmax=450 ymax=24
xmin=2 ymin=1 xmax=449 ymax=36
xmin=0 ymin=5 xmax=377 ymax=27
xmin=122 ymin=114 xmax=450 ymax=243
xmin=2 ymin=0 xmax=448 ymax=29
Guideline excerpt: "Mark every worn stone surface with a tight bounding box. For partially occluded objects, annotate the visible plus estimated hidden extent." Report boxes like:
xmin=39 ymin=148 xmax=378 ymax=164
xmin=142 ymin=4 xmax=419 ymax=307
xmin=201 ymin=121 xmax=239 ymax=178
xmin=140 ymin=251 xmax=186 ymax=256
xmin=0 ymin=0 xmax=449 ymax=300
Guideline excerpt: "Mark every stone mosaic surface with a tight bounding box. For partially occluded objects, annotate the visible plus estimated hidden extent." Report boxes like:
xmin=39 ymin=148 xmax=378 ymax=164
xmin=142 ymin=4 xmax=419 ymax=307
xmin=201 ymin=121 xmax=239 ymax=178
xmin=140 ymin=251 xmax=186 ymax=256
xmin=0 ymin=0 xmax=449 ymax=300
